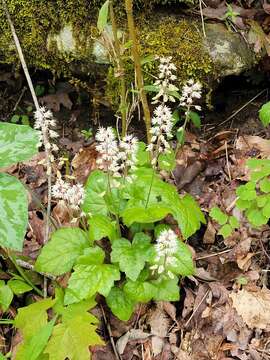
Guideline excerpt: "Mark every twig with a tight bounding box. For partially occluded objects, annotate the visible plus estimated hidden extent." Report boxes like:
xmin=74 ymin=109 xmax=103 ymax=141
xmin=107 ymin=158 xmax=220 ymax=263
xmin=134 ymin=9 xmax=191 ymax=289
xmin=12 ymin=86 xmax=27 ymax=112
xmin=100 ymin=304 xmax=121 ymax=360
xmin=125 ymin=0 xmax=151 ymax=143
xmin=218 ymin=89 xmax=267 ymax=127
xmin=196 ymin=248 xmax=231 ymax=260
xmin=199 ymin=0 xmax=206 ymax=38
xmin=15 ymin=259 xmax=56 ymax=280
xmin=225 ymin=140 xmax=231 ymax=181
xmin=184 ymin=289 xmax=210 ymax=328
xmin=2 ymin=0 xmax=52 ymax=243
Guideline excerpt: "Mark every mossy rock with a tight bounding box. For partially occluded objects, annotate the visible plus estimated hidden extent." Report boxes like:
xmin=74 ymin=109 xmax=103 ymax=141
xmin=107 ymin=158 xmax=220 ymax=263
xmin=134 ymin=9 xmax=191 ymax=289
xmin=0 ymin=2 xmax=257 ymax=86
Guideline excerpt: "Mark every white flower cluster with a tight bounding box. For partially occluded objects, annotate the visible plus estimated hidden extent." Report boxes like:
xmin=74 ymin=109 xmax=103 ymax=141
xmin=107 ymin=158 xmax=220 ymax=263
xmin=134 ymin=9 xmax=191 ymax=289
xmin=152 ymin=56 xmax=178 ymax=104
xmin=95 ymin=127 xmax=138 ymax=179
xmin=150 ymin=229 xmax=179 ymax=279
xmin=147 ymin=104 xmax=173 ymax=160
xmin=52 ymin=178 xmax=85 ymax=209
xmin=180 ymin=79 xmax=202 ymax=111
xmin=34 ymin=107 xmax=59 ymax=152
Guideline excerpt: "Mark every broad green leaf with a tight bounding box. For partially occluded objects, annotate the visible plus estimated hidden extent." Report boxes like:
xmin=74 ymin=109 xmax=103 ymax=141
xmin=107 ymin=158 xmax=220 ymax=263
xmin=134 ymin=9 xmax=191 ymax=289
xmin=7 ymin=279 xmax=32 ymax=295
xmin=106 ymin=287 xmax=135 ymax=321
xmin=236 ymin=182 xmax=257 ymax=201
xmin=260 ymin=177 xmax=270 ymax=193
xmin=229 ymin=216 xmax=240 ymax=229
xmin=65 ymin=263 xmax=120 ymax=304
xmin=14 ymin=298 xmax=55 ymax=339
xmin=121 ymin=204 xmax=171 ymax=226
xmin=0 ymin=354 xmax=6 ymax=360
xmin=218 ymin=224 xmax=233 ymax=238
xmin=0 ymin=123 xmax=39 ymax=168
xmin=246 ymin=207 xmax=268 ymax=227
xmin=176 ymin=126 xmax=185 ymax=145
xmin=150 ymin=240 xmax=194 ymax=277
xmin=111 ymin=233 xmax=154 ymax=281
xmin=123 ymin=168 xmax=205 ymax=238
xmin=209 ymin=207 xmax=228 ymax=225
xmin=136 ymin=142 xmax=150 ymax=166
xmin=76 ymin=246 xmax=105 ymax=265
xmin=44 ymin=313 xmax=103 ymax=360
xmin=35 ymin=228 xmax=89 ymax=275
xmin=256 ymin=195 xmax=269 ymax=208
xmin=0 ymin=284 xmax=13 ymax=311
xmin=15 ymin=318 xmax=56 ymax=360
xmin=189 ymin=111 xmax=201 ymax=128
xmin=247 ymin=158 xmax=270 ymax=169
xmin=82 ymin=170 xmax=108 ymax=216
xmin=262 ymin=201 xmax=270 ymax=218
xmin=259 ymin=101 xmax=270 ymax=127
xmin=124 ymin=279 xmax=156 ymax=303
xmin=143 ymin=85 xmax=159 ymax=92
xmin=152 ymin=276 xmax=179 ymax=301
xmin=236 ymin=198 xmax=252 ymax=210
xmin=0 ymin=173 xmax=28 ymax=251
xmin=97 ymin=0 xmax=109 ymax=33
xmin=88 ymin=214 xmax=117 ymax=242
xmin=158 ymin=150 xmax=176 ymax=171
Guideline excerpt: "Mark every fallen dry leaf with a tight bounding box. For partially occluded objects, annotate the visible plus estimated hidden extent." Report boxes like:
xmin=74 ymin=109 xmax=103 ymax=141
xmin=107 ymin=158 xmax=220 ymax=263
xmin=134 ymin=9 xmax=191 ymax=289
xmin=230 ymin=287 xmax=270 ymax=330
xmin=40 ymin=92 xmax=72 ymax=112
xmin=235 ymin=135 xmax=270 ymax=158
xmin=71 ymin=144 xmax=98 ymax=183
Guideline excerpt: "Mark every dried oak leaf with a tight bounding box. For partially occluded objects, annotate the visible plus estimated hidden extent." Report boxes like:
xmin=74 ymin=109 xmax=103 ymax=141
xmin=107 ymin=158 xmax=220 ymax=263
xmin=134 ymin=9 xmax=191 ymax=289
xmin=235 ymin=135 xmax=270 ymax=158
xmin=230 ymin=287 xmax=270 ymax=330
xmin=40 ymin=92 xmax=72 ymax=112
xmin=71 ymin=144 xmax=98 ymax=183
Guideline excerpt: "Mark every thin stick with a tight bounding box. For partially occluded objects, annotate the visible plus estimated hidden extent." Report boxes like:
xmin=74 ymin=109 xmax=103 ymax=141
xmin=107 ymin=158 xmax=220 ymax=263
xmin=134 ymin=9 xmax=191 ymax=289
xmin=16 ymin=259 xmax=56 ymax=280
xmin=184 ymin=289 xmax=209 ymax=328
xmin=125 ymin=0 xmax=151 ymax=143
xmin=100 ymin=305 xmax=121 ymax=360
xmin=199 ymin=0 xmax=206 ymax=38
xmin=225 ymin=140 xmax=231 ymax=181
xmin=218 ymin=89 xmax=267 ymax=127
xmin=2 ymin=0 xmax=52 ymax=243
xmin=109 ymin=2 xmax=128 ymax=137
xmin=196 ymin=248 xmax=231 ymax=260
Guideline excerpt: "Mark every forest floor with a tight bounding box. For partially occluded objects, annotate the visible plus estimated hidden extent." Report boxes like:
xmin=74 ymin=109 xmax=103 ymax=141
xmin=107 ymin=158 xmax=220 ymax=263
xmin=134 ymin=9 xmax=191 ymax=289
xmin=1 ymin=62 xmax=270 ymax=360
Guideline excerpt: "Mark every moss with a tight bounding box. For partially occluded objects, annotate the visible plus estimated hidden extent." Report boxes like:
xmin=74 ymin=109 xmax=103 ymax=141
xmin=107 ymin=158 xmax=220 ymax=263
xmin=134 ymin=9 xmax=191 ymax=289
xmin=0 ymin=0 xmax=99 ymax=75
xmin=139 ymin=16 xmax=213 ymax=85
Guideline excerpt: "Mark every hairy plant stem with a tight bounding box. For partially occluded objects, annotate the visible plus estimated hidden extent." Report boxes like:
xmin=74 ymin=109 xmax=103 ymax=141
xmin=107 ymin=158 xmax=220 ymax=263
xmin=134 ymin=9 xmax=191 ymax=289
xmin=109 ymin=2 xmax=127 ymax=137
xmin=8 ymin=254 xmax=43 ymax=297
xmin=145 ymin=168 xmax=155 ymax=209
xmin=2 ymin=0 xmax=52 ymax=243
xmin=124 ymin=0 xmax=151 ymax=143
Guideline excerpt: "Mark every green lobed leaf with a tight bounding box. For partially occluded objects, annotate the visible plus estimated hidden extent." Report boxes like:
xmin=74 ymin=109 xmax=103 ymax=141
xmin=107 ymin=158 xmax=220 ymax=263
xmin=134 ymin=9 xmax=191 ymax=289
xmin=151 ymin=275 xmax=179 ymax=302
xmin=121 ymin=204 xmax=171 ymax=226
xmin=0 ymin=173 xmax=28 ymax=251
xmin=111 ymin=233 xmax=154 ymax=281
xmin=44 ymin=313 xmax=103 ymax=360
xmin=260 ymin=177 xmax=270 ymax=193
xmin=88 ymin=214 xmax=117 ymax=242
xmin=136 ymin=141 xmax=150 ymax=166
xmin=76 ymin=246 xmax=105 ymax=265
xmin=262 ymin=201 xmax=270 ymax=218
xmin=97 ymin=0 xmax=109 ymax=33
xmin=122 ymin=168 xmax=205 ymax=238
xmin=259 ymin=101 xmax=270 ymax=127
xmin=14 ymin=298 xmax=55 ymax=340
xmin=15 ymin=318 xmax=56 ymax=360
xmin=229 ymin=216 xmax=240 ymax=229
xmin=0 ymin=282 xmax=13 ymax=312
xmin=82 ymin=170 xmax=108 ymax=216
xmin=0 ymin=123 xmax=39 ymax=168
xmin=35 ymin=228 xmax=89 ymax=275
xmin=188 ymin=111 xmax=201 ymax=129
xmin=218 ymin=224 xmax=233 ymax=238
xmin=236 ymin=182 xmax=257 ymax=201
xmin=236 ymin=198 xmax=252 ymax=210
xmin=246 ymin=207 xmax=268 ymax=227
xmin=209 ymin=207 xmax=228 ymax=225
xmin=124 ymin=279 xmax=157 ymax=303
xmin=158 ymin=150 xmax=176 ymax=171
xmin=7 ymin=279 xmax=32 ymax=295
xmin=65 ymin=261 xmax=120 ymax=304
xmin=106 ymin=287 xmax=136 ymax=321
